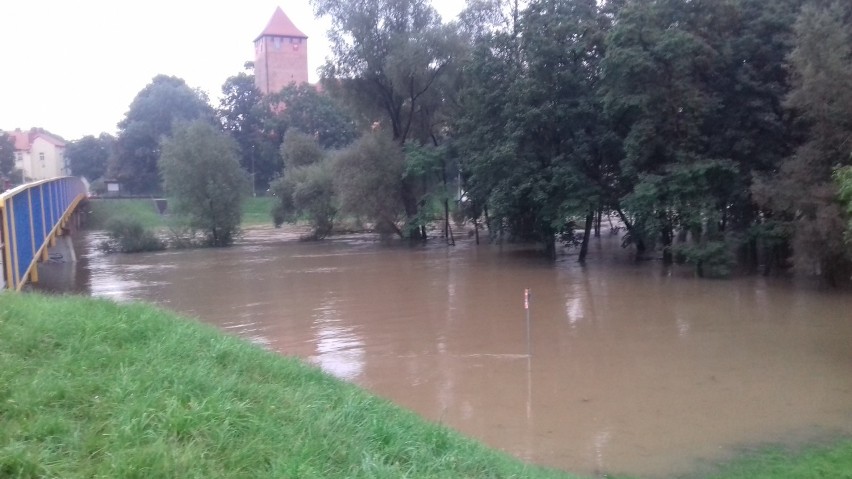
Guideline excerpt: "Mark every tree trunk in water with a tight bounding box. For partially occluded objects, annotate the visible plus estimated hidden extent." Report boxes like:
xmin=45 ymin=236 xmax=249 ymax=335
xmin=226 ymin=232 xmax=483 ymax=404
xmin=661 ymin=223 xmax=673 ymax=265
xmin=579 ymin=212 xmax=594 ymax=263
xmin=615 ymin=207 xmax=646 ymax=255
xmin=473 ymin=216 xmax=480 ymax=245
xmin=545 ymin=234 xmax=556 ymax=259
xmin=594 ymin=208 xmax=602 ymax=238
xmin=401 ymin=179 xmax=422 ymax=240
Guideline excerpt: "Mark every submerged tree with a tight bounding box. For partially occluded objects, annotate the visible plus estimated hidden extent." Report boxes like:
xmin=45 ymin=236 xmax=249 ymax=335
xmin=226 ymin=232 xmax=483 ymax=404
xmin=271 ymin=130 xmax=337 ymax=239
xmin=754 ymin=1 xmax=852 ymax=282
xmin=311 ymin=0 xmax=464 ymax=238
xmin=333 ymin=132 xmax=406 ymax=238
xmin=159 ymin=121 xmax=248 ymax=247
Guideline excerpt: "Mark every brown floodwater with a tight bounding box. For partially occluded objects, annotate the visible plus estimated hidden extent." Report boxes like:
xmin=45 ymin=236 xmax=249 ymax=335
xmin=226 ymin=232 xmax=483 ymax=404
xmin=39 ymin=227 xmax=852 ymax=478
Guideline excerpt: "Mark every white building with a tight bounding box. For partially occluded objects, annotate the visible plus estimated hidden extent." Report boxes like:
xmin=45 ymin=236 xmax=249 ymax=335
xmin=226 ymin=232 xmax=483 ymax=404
xmin=5 ymin=128 xmax=68 ymax=181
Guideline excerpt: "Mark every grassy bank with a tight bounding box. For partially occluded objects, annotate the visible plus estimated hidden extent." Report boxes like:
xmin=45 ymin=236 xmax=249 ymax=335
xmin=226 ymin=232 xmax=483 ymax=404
xmin=84 ymin=197 xmax=275 ymax=230
xmin=0 ymin=294 xmax=569 ymax=478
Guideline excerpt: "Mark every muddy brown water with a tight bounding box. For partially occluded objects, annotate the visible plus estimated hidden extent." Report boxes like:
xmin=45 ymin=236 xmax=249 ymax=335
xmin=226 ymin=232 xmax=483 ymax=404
xmin=38 ymin=227 xmax=852 ymax=478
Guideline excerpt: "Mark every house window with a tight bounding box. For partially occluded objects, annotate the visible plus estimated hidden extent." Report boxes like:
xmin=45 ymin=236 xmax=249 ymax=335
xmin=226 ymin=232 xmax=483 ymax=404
xmin=39 ymin=153 xmax=45 ymax=167
xmin=274 ymin=37 xmax=281 ymax=49
xmin=15 ymin=152 xmax=22 ymax=163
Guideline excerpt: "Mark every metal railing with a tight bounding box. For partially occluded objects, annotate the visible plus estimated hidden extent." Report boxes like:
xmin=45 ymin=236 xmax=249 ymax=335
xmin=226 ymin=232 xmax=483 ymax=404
xmin=0 ymin=177 xmax=87 ymax=291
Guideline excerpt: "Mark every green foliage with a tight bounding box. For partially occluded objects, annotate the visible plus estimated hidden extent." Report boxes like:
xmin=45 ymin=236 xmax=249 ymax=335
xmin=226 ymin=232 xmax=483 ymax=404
xmin=271 ymin=160 xmax=337 ymax=239
xmin=836 ymin=166 xmax=852 ymax=248
xmin=0 ymin=294 xmax=572 ymax=479
xmin=113 ymin=75 xmax=215 ymax=194
xmin=312 ymin=0 xmax=464 ymax=237
xmin=271 ymin=132 xmax=337 ymax=238
xmin=218 ymin=71 xmax=280 ymax=193
xmin=456 ymin=0 xmax=612 ymax=254
xmin=675 ymin=240 xmax=736 ymax=279
xmin=280 ymin=129 xmax=324 ymax=169
xmin=0 ymin=132 xmax=15 ymax=177
xmin=753 ymin=1 xmax=852 ymax=281
xmin=333 ymin=132 xmax=406 ymax=238
xmin=268 ymin=84 xmax=357 ymax=150
xmin=99 ymin=217 xmax=166 ymax=254
xmin=66 ymin=133 xmax=114 ymax=181
xmin=159 ymin=120 xmax=248 ymax=247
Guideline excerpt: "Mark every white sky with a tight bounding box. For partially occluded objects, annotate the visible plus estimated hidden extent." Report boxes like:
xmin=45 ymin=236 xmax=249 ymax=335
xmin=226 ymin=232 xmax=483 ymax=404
xmin=0 ymin=0 xmax=465 ymax=141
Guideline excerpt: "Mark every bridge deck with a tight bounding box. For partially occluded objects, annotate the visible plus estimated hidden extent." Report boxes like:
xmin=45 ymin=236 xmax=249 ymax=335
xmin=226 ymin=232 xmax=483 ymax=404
xmin=0 ymin=177 xmax=87 ymax=291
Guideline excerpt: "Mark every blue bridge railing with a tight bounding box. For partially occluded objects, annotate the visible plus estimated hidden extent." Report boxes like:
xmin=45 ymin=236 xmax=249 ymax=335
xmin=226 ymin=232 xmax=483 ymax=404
xmin=0 ymin=177 xmax=87 ymax=291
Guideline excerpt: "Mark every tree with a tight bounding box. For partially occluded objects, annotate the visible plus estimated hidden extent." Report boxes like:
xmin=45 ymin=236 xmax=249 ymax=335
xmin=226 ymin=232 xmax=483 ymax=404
xmin=218 ymin=72 xmax=279 ymax=194
xmin=456 ymin=0 xmax=616 ymax=257
xmin=0 ymin=133 xmax=14 ymax=178
xmin=268 ymin=84 xmax=357 ymax=150
xmin=333 ymin=132 xmax=406 ymax=238
xmin=271 ymin=130 xmax=337 ymax=239
xmin=113 ymin=75 xmax=215 ymax=194
xmin=754 ymin=1 xmax=852 ymax=282
xmin=66 ymin=133 xmax=114 ymax=181
xmin=159 ymin=120 xmax=248 ymax=247
xmin=311 ymin=0 xmax=464 ymax=238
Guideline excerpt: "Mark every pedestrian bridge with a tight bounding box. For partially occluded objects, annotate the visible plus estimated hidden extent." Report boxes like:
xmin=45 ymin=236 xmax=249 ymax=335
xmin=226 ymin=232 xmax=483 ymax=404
xmin=0 ymin=177 xmax=87 ymax=291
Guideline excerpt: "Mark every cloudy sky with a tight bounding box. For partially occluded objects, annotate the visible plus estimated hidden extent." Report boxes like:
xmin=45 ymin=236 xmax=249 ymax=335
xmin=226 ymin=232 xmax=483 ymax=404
xmin=0 ymin=0 xmax=465 ymax=141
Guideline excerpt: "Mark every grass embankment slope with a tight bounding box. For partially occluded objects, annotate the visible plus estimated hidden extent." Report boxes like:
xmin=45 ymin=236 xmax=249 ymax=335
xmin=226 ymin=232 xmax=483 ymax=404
xmin=0 ymin=294 xmax=570 ymax=479
xmin=85 ymin=197 xmax=275 ymax=230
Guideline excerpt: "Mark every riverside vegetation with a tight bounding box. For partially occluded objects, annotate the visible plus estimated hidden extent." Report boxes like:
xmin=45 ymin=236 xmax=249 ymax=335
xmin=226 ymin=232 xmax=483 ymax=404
xmin=0 ymin=293 xmax=850 ymax=478
xmin=85 ymin=197 xmax=275 ymax=253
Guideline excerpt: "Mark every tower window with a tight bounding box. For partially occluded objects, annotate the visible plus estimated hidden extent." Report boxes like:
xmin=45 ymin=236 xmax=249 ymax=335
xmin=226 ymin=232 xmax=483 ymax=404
xmin=274 ymin=37 xmax=281 ymax=49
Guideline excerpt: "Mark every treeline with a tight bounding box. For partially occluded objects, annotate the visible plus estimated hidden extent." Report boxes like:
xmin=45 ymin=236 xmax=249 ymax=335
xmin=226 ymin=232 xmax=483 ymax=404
xmin=64 ymin=0 xmax=852 ymax=281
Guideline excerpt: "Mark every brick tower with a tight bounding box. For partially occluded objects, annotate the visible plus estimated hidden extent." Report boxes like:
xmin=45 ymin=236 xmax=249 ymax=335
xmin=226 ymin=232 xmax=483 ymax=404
xmin=254 ymin=7 xmax=309 ymax=95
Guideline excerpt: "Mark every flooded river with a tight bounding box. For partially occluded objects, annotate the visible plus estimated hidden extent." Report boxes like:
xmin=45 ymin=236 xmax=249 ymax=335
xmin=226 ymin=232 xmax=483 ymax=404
xmin=39 ymin=227 xmax=852 ymax=477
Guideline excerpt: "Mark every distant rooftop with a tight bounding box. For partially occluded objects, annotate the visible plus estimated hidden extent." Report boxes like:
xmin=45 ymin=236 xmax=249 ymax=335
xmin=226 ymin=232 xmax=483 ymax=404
xmin=255 ymin=7 xmax=308 ymax=41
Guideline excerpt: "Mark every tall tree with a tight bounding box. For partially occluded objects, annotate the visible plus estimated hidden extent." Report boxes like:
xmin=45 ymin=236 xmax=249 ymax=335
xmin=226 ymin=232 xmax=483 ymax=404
xmin=754 ymin=1 xmax=852 ymax=282
xmin=159 ymin=120 xmax=248 ymax=247
xmin=113 ymin=75 xmax=215 ymax=194
xmin=66 ymin=133 xmax=114 ymax=181
xmin=601 ymin=0 xmax=801 ymax=271
xmin=218 ymin=72 xmax=278 ymax=195
xmin=456 ymin=0 xmax=616 ymax=257
xmin=0 ymin=133 xmax=15 ymax=178
xmin=311 ymin=0 xmax=464 ymax=238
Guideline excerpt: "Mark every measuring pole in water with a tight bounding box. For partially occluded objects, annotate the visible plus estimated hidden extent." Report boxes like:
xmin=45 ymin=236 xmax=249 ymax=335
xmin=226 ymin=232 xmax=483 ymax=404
xmin=524 ymin=288 xmax=531 ymax=357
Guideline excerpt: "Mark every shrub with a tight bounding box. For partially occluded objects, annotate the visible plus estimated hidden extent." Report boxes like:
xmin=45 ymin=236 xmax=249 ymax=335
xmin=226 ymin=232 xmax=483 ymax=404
xmin=99 ymin=218 xmax=165 ymax=254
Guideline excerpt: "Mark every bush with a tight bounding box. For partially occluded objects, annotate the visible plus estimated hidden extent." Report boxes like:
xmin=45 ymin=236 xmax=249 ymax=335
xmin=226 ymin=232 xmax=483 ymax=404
xmin=99 ymin=218 xmax=165 ymax=254
xmin=675 ymin=240 xmax=735 ymax=278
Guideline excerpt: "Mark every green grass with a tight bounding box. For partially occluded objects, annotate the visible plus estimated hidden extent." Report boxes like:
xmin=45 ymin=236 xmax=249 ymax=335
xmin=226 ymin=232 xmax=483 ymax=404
xmin=84 ymin=199 xmax=166 ymax=230
xmin=700 ymin=442 xmax=852 ymax=479
xmin=84 ymin=197 xmax=275 ymax=231
xmin=241 ymin=196 xmax=276 ymax=227
xmin=0 ymin=294 xmax=571 ymax=479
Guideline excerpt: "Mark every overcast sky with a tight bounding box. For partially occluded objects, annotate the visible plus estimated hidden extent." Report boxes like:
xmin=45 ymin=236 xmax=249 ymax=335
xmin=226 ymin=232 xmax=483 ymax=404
xmin=0 ymin=0 xmax=465 ymax=141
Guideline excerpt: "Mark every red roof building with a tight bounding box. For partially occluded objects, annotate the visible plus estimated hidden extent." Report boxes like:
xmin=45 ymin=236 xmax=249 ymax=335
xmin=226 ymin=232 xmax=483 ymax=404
xmin=4 ymin=128 xmax=68 ymax=181
xmin=254 ymin=7 xmax=310 ymax=94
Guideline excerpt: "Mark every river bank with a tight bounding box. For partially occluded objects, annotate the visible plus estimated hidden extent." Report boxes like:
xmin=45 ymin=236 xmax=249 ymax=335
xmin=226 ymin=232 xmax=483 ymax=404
xmin=0 ymin=293 xmax=569 ymax=478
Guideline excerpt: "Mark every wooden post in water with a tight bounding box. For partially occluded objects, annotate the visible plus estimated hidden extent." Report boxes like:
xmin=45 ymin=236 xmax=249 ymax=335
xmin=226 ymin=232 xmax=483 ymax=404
xmin=524 ymin=288 xmax=531 ymax=357
xmin=525 ymin=287 xmax=532 ymax=419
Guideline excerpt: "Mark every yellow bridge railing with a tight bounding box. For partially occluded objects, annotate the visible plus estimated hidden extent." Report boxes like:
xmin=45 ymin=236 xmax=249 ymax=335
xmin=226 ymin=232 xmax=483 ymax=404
xmin=0 ymin=177 xmax=87 ymax=291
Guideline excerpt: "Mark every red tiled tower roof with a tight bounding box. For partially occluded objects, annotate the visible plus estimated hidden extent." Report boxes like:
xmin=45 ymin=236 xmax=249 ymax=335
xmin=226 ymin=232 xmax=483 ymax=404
xmin=254 ymin=7 xmax=308 ymax=41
